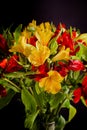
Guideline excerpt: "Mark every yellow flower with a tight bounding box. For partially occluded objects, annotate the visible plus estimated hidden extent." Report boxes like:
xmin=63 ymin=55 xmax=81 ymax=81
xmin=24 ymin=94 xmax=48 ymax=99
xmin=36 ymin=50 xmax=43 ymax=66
xmin=21 ymin=28 xmax=31 ymax=39
xmin=52 ymin=46 xmax=70 ymax=62
xmin=9 ymin=36 xmax=34 ymax=57
xmin=35 ymin=22 xmax=54 ymax=46
xmin=9 ymin=36 xmax=50 ymax=66
xmin=39 ymin=70 xmax=63 ymax=94
xmin=28 ymin=19 xmax=37 ymax=29
xmin=21 ymin=20 xmax=37 ymax=43
xmin=28 ymin=41 xmax=50 ymax=66
xmin=20 ymin=20 xmax=54 ymax=46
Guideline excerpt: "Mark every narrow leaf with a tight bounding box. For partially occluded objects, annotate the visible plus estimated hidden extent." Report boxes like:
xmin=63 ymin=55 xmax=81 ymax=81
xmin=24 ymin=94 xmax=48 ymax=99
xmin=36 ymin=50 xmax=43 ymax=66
xmin=68 ymin=104 xmax=77 ymax=122
xmin=14 ymin=24 xmax=22 ymax=42
xmin=21 ymin=87 xmax=37 ymax=113
xmin=49 ymin=37 xmax=58 ymax=55
xmin=24 ymin=110 xmax=39 ymax=129
xmin=56 ymin=115 xmax=66 ymax=130
xmin=0 ymin=78 xmax=20 ymax=92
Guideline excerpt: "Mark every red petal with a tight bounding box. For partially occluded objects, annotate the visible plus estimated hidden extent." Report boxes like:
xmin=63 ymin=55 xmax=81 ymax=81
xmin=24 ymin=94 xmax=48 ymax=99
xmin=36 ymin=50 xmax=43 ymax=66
xmin=73 ymin=88 xmax=82 ymax=103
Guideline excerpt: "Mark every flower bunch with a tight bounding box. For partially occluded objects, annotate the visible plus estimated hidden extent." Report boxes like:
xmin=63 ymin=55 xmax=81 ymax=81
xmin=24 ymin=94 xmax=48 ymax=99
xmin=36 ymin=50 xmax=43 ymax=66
xmin=0 ymin=20 xmax=87 ymax=130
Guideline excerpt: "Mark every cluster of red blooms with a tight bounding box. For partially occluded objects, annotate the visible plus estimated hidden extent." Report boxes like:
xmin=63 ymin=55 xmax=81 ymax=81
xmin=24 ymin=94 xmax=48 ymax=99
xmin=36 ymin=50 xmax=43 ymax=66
xmin=55 ymin=24 xmax=87 ymax=105
xmin=0 ymin=34 xmax=23 ymax=97
xmin=0 ymin=23 xmax=87 ymax=106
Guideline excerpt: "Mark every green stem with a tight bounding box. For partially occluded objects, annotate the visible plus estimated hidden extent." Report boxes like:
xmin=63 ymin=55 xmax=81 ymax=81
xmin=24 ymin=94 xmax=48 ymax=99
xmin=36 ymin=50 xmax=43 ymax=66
xmin=4 ymin=78 xmax=21 ymax=92
xmin=55 ymin=97 xmax=67 ymax=116
xmin=19 ymin=78 xmax=34 ymax=94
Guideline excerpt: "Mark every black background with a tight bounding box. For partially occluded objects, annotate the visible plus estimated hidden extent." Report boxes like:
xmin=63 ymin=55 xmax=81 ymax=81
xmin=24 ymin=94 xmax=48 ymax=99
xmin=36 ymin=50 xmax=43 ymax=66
xmin=0 ymin=0 xmax=87 ymax=130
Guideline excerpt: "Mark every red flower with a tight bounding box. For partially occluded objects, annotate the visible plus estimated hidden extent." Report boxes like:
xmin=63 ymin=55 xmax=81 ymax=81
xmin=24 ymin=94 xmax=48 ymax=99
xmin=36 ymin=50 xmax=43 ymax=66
xmin=29 ymin=36 xmax=37 ymax=46
xmin=27 ymin=36 xmax=37 ymax=46
xmin=5 ymin=54 xmax=23 ymax=73
xmin=34 ymin=73 xmax=48 ymax=81
xmin=38 ymin=63 xmax=49 ymax=74
xmin=73 ymin=76 xmax=87 ymax=105
xmin=56 ymin=23 xmax=66 ymax=34
xmin=54 ymin=62 xmax=68 ymax=77
xmin=0 ymin=85 xmax=7 ymax=97
xmin=0 ymin=58 xmax=7 ymax=69
xmin=68 ymin=60 xmax=84 ymax=71
xmin=82 ymin=75 xmax=87 ymax=87
xmin=52 ymin=23 xmax=66 ymax=38
xmin=31 ymin=63 xmax=48 ymax=81
xmin=0 ymin=34 xmax=9 ymax=54
xmin=57 ymin=31 xmax=74 ymax=51
xmin=73 ymin=87 xmax=81 ymax=103
xmin=57 ymin=23 xmax=66 ymax=30
xmin=82 ymin=76 xmax=87 ymax=99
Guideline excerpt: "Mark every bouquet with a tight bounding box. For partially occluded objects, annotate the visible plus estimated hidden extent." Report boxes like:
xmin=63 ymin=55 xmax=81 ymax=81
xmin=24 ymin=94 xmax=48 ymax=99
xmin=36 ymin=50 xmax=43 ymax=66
xmin=0 ymin=20 xmax=87 ymax=130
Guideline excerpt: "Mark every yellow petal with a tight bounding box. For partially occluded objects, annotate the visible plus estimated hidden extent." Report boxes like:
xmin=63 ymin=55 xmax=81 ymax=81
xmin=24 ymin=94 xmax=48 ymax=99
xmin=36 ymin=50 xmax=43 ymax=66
xmin=9 ymin=36 xmax=25 ymax=53
xmin=35 ymin=22 xmax=54 ymax=46
xmin=9 ymin=36 xmax=35 ymax=57
xmin=28 ymin=41 xmax=50 ymax=66
xmin=39 ymin=70 xmax=63 ymax=94
xmin=52 ymin=47 xmax=70 ymax=62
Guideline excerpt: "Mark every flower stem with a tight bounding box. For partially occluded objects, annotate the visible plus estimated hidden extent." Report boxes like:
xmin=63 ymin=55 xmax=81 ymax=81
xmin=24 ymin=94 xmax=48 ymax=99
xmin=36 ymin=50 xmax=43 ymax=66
xmin=4 ymin=78 xmax=21 ymax=92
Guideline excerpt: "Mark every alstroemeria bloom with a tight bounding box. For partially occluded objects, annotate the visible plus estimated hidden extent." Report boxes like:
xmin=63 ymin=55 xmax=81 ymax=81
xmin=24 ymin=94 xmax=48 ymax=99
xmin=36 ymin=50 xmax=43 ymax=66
xmin=0 ymin=34 xmax=9 ymax=54
xmin=73 ymin=75 xmax=87 ymax=105
xmin=39 ymin=70 xmax=63 ymax=94
xmin=68 ymin=60 xmax=84 ymax=71
xmin=35 ymin=22 xmax=54 ymax=46
xmin=52 ymin=46 xmax=70 ymax=62
xmin=57 ymin=31 xmax=74 ymax=51
xmin=5 ymin=54 xmax=23 ymax=73
xmin=28 ymin=41 xmax=50 ymax=66
xmin=54 ymin=61 xmax=68 ymax=77
xmin=31 ymin=63 xmax=49 ymax=81
xmin=9 ymin=36 xmax=35 ymax=57
xmin=73 ymin=87 xmax=81 ymax=104
xmin=0 ymin=58 xmax=7 ymax=69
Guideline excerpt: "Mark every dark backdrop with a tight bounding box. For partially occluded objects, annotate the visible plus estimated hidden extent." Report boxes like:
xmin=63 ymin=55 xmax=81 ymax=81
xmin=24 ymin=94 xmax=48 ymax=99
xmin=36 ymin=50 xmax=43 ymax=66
xmin=1 ymin=0 xmax=87 ymax=33
xmin=0 ymin=0 xmax=87 ymax=130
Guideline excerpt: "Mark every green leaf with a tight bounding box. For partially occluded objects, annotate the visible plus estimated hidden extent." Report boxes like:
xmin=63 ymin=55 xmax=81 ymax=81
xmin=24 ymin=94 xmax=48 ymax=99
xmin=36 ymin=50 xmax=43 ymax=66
xmin=69 ymin=26 xmax=73 ymax=37
xmin=49 ymin=37 xmax=58 ymax=55
xmin=24 ymin=110 xmax=39 ymax=129
xmin=55 ymin=115 xmax=66 ymax=130
xmin=73 ymin=71 xmax=80 ymax=80
xmin=50 ymin=92 xmax=66 ymax=110
xmin=62 ymin=99 xmax=70 ymax=109
xmin=21 ymin=87 xmax=37 ymax=113
xmin=4 ymin=72 xmax=25 ymax=79
xmin=3 ymin=27 xmax=14 ymax=47
xmin=24 ymin=77 xmax=33 ymax=87
xmin=76 ymin=44 xmax=87 ymax=61
xmin=81 ymin=96 xmax=87 ymax=107
xmin=14 ymin=24 xmax=22 ymax=43
xmin=0 ymin=78 xmax=20 ymax=92
xmin=35 ymin=82 xmax=42 ymax=95
xmin=68 ymin=104 xmax=77 ymax=122
xmin=0 ymin=89 xmax=15 ymax=109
